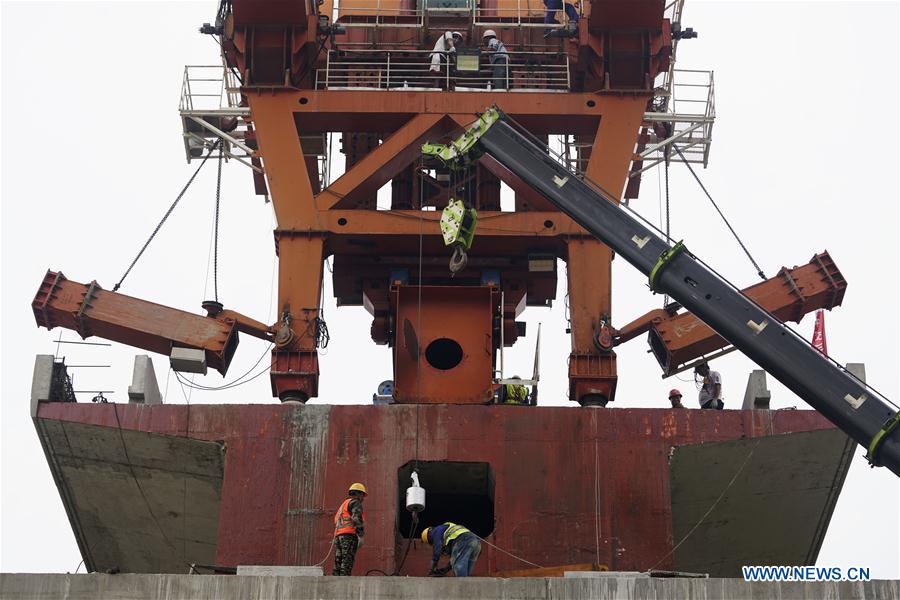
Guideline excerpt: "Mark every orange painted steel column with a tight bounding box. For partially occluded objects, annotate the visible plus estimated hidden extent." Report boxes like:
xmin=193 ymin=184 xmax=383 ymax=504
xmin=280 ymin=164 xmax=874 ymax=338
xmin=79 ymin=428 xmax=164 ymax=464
xmin=246 ymin=93 xmax=319 ymax=230
xmin=567 ymin=95 xmax=648 ymax=406
xmin=248 ymin=91 xmax=328 ymax=401
xmin=271 ymin=234 xmax=326 ymax=402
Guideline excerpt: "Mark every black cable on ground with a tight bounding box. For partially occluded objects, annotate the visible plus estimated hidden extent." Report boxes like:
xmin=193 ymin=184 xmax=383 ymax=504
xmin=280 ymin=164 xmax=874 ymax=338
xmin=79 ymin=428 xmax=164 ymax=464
xmin=672 ymin=144 xmax=766 ymax=280
xmin=366 ymin=512 xmax=418 ymax=576
xmin=113 ymin=141 xmax=221 ymax=292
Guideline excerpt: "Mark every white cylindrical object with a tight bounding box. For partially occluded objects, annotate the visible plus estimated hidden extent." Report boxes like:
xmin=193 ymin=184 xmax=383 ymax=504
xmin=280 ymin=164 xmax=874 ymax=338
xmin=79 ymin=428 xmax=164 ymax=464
xmin=406 ymin=485 xmax=425 ymax=513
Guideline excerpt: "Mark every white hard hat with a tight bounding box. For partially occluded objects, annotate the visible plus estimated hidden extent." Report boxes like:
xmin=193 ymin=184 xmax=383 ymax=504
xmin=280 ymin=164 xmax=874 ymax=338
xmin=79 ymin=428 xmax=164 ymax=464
xmin=483 ymin=29 xmax=497 ymax=38
xmin=451 ymin=31 xmax=463 ymax=38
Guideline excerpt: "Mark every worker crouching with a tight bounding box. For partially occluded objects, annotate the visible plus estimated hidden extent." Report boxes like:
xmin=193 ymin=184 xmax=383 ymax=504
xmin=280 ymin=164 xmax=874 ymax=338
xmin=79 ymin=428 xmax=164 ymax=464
xmin=332 ymin=482 xmax=367 ymax=576
xmin=423 ymin=522 xmax=482 ymax=577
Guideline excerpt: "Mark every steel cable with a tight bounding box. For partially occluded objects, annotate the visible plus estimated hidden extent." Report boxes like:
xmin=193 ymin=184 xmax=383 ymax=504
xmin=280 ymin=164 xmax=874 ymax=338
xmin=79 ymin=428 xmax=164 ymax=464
xmin=213 ymin=151 xmax=223 ymax=302
xmin=672 ymin=144 xmax=766 ymax=280
xmin=113 ymin=141 xmax=221 ymax=292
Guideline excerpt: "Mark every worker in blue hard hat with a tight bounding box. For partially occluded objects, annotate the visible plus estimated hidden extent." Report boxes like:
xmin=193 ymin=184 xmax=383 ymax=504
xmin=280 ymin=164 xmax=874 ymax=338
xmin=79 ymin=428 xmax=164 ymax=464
xmin=332 ymin=482 xmax=367 ymax=576
xmin=422 ymin=522 xmax=482 ymax=577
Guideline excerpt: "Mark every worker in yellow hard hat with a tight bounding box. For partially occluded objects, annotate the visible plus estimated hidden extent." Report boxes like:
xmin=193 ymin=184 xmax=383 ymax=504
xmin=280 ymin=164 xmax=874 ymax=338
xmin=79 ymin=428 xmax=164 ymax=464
xmin=421 ymin=522 xmax=482 ymax=577
xmin=332 ymin=482 xmax=367 ymax=576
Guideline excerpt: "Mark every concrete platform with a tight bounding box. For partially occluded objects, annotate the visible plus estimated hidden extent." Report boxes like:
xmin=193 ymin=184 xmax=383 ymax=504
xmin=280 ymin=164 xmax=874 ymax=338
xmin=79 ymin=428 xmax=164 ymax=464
xmin=1 ymin=574 xmax=898 ymax=600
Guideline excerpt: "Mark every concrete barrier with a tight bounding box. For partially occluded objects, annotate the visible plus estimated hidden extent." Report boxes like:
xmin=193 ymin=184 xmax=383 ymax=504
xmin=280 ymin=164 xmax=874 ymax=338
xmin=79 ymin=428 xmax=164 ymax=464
xmin=1 ymin=574 xmax=898 ymax=600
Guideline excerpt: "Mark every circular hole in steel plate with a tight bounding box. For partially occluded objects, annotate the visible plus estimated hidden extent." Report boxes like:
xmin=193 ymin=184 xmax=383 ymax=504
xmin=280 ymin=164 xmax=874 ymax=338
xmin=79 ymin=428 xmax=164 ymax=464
xmin=425 ymin=338 xmax=463 ymax=370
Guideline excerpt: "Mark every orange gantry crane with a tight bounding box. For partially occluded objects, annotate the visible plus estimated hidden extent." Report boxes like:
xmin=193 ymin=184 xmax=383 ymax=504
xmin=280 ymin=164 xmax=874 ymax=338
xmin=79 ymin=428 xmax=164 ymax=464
xmin=33 ymin=0 xmax=837 ymax=406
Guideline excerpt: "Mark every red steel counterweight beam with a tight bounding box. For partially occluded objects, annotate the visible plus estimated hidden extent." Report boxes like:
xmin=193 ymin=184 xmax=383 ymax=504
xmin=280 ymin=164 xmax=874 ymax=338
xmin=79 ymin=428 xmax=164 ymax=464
xmin=32 ymin=270 xmax=240 ymax=375
xmin=615 ymin=252 xmax=847 ymax=375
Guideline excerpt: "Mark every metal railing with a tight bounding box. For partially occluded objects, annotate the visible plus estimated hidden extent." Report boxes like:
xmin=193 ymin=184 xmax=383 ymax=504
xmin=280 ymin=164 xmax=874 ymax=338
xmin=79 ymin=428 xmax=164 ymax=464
xmin=636 ymin=68 xmax=716 ymax=174
xmin=316 ymin=49 xmax=569 ymax=91
xmin=334 ymin=4 xmax=424 ymax=28
xmin=474 ymin=0 xmax=578 ymax=28
xmin=331 ymin=0 xmax=576 ymax=30
xmin=179 ymin=65 xmax=242 ymax=112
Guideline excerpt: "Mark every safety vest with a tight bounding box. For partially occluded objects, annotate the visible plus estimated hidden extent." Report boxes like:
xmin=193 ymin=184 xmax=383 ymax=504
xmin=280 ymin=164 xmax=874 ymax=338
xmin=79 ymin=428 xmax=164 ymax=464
xmin=334 ymin=498 xmax=364 ymax=536
xmin=503 ymin=384 xmax=527 ymax=405
xmin=442 ymin=522 xmax=471 ymax=545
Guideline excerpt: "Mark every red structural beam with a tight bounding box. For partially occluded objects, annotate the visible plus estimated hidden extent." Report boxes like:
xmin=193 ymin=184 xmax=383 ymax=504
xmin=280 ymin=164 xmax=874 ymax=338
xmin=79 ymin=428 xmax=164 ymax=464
xmin=617 ymin=252 xmax=848 ymax=375
xmin=32 ymin=271 xmax=241 ymax=375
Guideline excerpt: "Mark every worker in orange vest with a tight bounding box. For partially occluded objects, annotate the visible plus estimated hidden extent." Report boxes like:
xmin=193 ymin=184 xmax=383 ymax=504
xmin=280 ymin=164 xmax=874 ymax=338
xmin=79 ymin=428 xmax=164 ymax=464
xmin=332 ymin=482 xmax=367 ymax=576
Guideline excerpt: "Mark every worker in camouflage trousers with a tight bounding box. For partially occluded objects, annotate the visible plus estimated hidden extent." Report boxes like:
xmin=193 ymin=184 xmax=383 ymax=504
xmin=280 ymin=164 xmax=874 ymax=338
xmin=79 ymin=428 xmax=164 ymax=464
xmin=332 ymin=482 xmax=367 ymax=576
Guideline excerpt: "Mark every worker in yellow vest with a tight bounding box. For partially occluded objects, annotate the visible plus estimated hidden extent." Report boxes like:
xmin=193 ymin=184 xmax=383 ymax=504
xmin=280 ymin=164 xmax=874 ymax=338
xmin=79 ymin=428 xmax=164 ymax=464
xmin=332 ymin=482 xmax=367 ymax=576
xmin=500 ymin=376 xmax=529 ymax=405
xmin=422 ymin=522 xmax=482 ymax=577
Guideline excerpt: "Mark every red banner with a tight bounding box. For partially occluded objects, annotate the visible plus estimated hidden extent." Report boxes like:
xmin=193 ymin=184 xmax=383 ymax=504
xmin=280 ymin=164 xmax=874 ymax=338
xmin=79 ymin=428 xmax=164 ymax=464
xmin=812 ymin=309 xmax=828 ymax=355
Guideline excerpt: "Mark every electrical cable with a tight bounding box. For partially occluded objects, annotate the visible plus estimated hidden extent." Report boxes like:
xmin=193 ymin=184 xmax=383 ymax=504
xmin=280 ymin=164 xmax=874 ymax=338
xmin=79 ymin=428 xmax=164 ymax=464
xmin=113 ymin=141 xmax=221 ymax=292
xmin=648 ymin=439 xmax=760 ymax=571
xmin=313 ymin=535 xmax=336 ymax=568
xmin=112 ymin=405 xmax=179 ymax=553
xmin=414 ymin=159 xmax=425 ymax=470
xmin=172 ymin=343 xmax=274 ymax=392
xmin=671 ymin=144 xmax=766 ymax=281
xmin=473 ymin=534 xmax=544 ymax=569
xmin=174 ymin=358 xmax=273 ymax=392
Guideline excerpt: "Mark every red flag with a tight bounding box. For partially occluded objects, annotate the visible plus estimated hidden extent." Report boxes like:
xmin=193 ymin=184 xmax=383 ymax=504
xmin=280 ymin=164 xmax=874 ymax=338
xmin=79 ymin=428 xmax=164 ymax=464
xmin=812 ymin=309 xmax=828 ymax=355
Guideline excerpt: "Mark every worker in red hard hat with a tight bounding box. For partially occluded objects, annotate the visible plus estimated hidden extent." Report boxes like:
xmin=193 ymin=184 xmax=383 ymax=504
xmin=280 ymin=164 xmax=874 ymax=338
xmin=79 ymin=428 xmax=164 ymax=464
xmin=668 ymin=389 xmax=685 ymax=409
xmin=332 ymin=482 xmax=367 ymax=576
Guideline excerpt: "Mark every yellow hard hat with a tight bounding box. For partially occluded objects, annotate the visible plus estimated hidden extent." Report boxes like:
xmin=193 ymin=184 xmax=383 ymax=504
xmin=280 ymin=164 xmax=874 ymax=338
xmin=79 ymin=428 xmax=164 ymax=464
xmin=348 ymin=482 xmax=367 ymax=495
xmin=421 ymin=527 xmax=432 ymax=544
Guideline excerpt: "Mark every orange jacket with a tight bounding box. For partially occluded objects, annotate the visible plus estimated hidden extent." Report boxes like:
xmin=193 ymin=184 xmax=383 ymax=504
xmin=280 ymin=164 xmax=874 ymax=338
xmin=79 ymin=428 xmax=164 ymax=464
xmin=334 ymin=498 xmax=364 ymax=536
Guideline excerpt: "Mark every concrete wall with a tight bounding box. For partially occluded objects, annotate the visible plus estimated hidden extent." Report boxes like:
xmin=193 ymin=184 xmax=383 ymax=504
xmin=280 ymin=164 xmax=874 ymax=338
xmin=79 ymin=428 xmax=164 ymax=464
xmin=2 ymin=574 xmax=898 ymax=600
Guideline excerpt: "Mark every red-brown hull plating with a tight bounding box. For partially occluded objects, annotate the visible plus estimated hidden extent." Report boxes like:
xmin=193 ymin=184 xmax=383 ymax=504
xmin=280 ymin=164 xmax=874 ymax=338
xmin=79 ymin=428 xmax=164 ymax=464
xmin=34 ymin=402 xmax=850 ymax=576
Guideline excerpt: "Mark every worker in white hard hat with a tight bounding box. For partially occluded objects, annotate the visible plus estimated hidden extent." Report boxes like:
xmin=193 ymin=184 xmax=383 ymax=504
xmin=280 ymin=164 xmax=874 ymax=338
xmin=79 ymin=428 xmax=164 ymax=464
xmin=332 ymin=482 xmax=367 ymax=576
xmin=482 ymin=30 xmax=509 ymax=91
xmin=429 ymin=31 xmax=461 ymax=87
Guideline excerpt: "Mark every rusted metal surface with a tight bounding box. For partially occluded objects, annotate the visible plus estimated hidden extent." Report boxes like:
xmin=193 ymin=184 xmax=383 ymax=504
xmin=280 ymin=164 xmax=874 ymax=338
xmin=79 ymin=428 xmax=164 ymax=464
xmin=36 ymin=402 xmax=841 ymax=575
xmin=392 ymin=285 xmax=498 ymax=404
xmin=641 ymin=252 xmax=848 ymax=375
xmin=32 ymin=271 xmax=239 ymax=375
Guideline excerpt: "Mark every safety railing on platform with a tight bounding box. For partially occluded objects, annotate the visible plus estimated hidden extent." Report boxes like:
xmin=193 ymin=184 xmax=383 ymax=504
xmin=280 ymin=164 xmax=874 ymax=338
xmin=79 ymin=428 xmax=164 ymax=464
xmin=315 ymin=49 xmax=569 ymax=91
xmin=331 ymin=0 xmax=574 ymax=30
xmin=179 ymin=65 xmax=242 ymax=112
xmin=333 ymin=3 xmax=424 ymax=28
xmin=636 ymin=68 xmax=715 ymax=174
xmin=178 ymin=65 xmax=258 ymax=171
xmin=474 ymin=0 xmax=578 ymax=28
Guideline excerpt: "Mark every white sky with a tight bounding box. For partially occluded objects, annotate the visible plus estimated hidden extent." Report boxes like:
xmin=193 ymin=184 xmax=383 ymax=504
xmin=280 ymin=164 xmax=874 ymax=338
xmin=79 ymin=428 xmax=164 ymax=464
xmin=2 ymin=0 xmax=899 ymax=577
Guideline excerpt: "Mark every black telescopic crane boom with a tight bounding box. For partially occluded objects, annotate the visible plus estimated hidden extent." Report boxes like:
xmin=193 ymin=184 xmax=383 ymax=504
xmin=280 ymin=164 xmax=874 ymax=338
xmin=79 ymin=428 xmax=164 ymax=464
xmin=424 ymin=108 xmax=900 ymax=477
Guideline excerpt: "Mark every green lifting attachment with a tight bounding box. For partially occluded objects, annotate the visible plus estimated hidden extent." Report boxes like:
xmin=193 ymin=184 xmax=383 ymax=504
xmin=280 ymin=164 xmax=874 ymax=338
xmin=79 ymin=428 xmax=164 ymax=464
xmin=867 ymin=411 xmax=900 ymax=468
xmin=648 ymin=241 xmax=686 ymax=292
xmin=421 ymin=107 xmax=503 ymax=169
xmin=440 ymin=199 xmax=478 ymax=274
